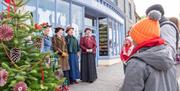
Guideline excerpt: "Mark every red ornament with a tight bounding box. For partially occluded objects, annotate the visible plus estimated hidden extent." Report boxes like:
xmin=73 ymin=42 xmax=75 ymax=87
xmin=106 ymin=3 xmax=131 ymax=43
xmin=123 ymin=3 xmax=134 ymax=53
xmin=0 ymin=68 xmax=8 ymax=87
xmin=4 ymin=0 xmax=16 ymax=17
xmin=35 ymin=24 xmax=42 ymax=30
xmin=4 ymin=0 xmax=10 ymax=3
xmin=40 ymin=64 xmax=44 ymax=82
xmin=13 ymin=81 xmax=27 ymax=91
xmin=0 ymin=24 xmax=13 ymax=41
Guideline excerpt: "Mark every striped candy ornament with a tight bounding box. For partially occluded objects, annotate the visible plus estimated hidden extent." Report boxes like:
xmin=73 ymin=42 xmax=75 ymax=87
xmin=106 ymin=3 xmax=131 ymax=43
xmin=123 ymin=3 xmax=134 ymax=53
xmin=0 ymin=68 xmax=8 ymax=87
xmin=13 ymin=81 xmax=27 ymax=91
xmin=0 ymin=24 xmax=13 ymax=41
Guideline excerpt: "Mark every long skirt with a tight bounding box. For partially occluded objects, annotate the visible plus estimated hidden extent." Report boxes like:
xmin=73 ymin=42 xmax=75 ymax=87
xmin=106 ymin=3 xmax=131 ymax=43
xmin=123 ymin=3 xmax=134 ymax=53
xmin=68 ymin=54 xmax=80 ymax=82
xmin=80 ymin=53 xmax=97 ymax=82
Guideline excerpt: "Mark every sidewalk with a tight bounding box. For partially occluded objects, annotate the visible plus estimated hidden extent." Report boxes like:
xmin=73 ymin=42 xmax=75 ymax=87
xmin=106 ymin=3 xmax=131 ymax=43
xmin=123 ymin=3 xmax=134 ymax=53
xmin=69 ymin=62 xmax=180 ymax=91
xmin=69 ymin=62 xmax=125 ymax=91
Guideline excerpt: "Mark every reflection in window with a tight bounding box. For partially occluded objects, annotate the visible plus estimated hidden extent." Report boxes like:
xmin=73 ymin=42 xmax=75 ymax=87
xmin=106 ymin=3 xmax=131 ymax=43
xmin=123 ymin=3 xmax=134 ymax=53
xmin=108 ymin=19 xmax=113 ymax=56
xmin=120 ymin=24 xmax=125 ymax=48
xmin=71 ymin=4 xmax=83 ymax=40
xmin=37 ymin=0 xmax=55 ymax=37
xmin=1 ymin=0 xmax=6 ymax=10
xmin=116 ymin=23 xmax=120 ymax=54
xmin=0 ymin=0 xmax=2 ymax=11
xmin=56 ymin=0 xmax=69 ymax=27
xmin=85 ymin=17 xmax=96 ymax=27
xmin=112 ymin=21 xmax=116 ymax=55
xmin=24 ymin=0 xmax=37 ymax=22
xmin=108 ymin=18 xmax=121 ymax=56
xmin=99 ymin=18 xmax=108 ymax=56
xmin=38 ymin=0 xmax=55 ymax=26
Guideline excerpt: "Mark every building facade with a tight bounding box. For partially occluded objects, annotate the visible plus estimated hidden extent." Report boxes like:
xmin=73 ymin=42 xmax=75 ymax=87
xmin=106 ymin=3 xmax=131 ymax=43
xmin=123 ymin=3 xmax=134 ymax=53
xmin=0 ymin=0 xmax=128 ymax=65
xmin=118 ymin=0 xmax=136 ymax=33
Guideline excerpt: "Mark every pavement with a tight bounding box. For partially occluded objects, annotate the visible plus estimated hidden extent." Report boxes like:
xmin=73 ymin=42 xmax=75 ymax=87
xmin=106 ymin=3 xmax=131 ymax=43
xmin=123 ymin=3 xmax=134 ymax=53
xmin=176 ymin=64 xmax=180 ymax=84
xmin=69 ymin=62 xmax=180 ymax=91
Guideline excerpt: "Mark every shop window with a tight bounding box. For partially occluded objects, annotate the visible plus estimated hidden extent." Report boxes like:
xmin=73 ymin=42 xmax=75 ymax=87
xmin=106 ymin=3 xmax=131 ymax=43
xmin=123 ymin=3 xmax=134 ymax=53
xmin=23 ymin=0 xmax=37 ymax=22
xmin=38 ymin=0 xmax=55 ymax=26
xmin=116 ymin=22 xmax=120 ymax=55
xmin=108 ymin=18 xmax=113 ymax=56
xmin=99 ymin=18 xmax=108 ymax=56
xmin=0 ymin=0 xmax=2 ymax=11
xmin=113 ymin=21 xmax=117 ymax=55
xmin=71 ymin=4 xmax=83 ymax=40
xmin=37 ymin=0 xmax=55 ymax=37
xmin=120 ymin=24 xmax=125 ymax=48
xmin=85 ymin=16 xmax=96 ymax=27
xmin=56 ymin=0 xmax=69 ymax=27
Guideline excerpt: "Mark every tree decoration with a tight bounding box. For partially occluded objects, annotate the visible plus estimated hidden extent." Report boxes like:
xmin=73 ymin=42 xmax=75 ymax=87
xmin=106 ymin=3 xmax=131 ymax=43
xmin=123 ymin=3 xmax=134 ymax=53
xmin=10 ymin=48 xmax=21 ymax=62
xmin=13 ymin=81 xmax=27 ymax=91
xmin=0 ymin=68 xmax=8 ymax=87
xmin=0 ymin=12 xmax=4 ymax=20
xmin=0 ymin=0 xmax=65 ymax=90
xmin=0 ymin=24 xmax=13 ymax=41
xmin=54 ymin=69 xmax=64 ymax=80
xmin=35 ymin=23 xmax=42 ymax=30
xmin=34 ymin=37 xmax=42 ymax=49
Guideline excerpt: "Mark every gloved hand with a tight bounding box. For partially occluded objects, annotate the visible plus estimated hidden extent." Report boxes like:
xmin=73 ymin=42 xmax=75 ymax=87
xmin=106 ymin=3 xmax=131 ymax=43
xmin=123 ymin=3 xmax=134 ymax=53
xmin=62 ymin=52 xmax=68 ymax=57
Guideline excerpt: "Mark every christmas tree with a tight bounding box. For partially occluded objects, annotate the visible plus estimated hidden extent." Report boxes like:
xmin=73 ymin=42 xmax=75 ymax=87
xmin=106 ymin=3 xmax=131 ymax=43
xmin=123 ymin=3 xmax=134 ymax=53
xmin=0 ymin=0 xmax=66 ymax=91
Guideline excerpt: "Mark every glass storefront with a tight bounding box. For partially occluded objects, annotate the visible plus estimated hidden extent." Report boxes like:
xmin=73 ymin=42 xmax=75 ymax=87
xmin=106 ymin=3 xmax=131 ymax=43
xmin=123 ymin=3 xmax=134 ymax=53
xmin=24 ymin=0 xmax=37 ymax=22
xmin=56 ymin=0 xmax=70 ymax=27
xmin=84 ymin=16 xmax=97 ymax=37
xmin=37 ymin=0 xmax=55 ymax=27
xmin=85 ymin=17 xmax=96 ymax=27
xmin=0 ymin=0 xmax=2 ymax=11
xmin=116 ymin=23 xmax=120 ymax=55
xmin=1 ymin=0 xmax=125 ymax=59
xmin=108 ymin=18 xmax=113 ymax=56
xmin=99 ymin=18 xmax=108 ymax=56
xmin=71 ymin=4 xmax=83 ymax=39
xmin=107 ymin=18 xmax=123 ymax=56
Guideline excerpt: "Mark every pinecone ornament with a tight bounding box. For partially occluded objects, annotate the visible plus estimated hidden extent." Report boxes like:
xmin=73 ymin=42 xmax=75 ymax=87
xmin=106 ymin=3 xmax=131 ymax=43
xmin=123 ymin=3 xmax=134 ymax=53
xmin=0 ymin=24 xmax=13 ymax=41
xmin=54 ymin=69 xmax=64 ymax=80
xmin=34 ymin=38 xmax=42 ymax=49
xmin=10 ymin=48 xmax=21 ymax=62
xmin=0 ymin=12 xmax=4 ymax=20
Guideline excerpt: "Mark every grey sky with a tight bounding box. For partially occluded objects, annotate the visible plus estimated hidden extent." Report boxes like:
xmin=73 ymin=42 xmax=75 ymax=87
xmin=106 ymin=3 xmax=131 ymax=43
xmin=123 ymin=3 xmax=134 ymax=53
xmin=134 ymin=0 xmax=180 ymax=19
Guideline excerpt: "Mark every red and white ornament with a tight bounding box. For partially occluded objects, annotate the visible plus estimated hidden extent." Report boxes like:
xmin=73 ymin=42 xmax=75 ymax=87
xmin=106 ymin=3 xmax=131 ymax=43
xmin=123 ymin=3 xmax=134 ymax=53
xmin=13 ymin=81 xmax=27 ymax=91
xmin=0 ymin=68 xmax=8 ymax=87
xmin=0 ymin=24 xmax=13 ymax=41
